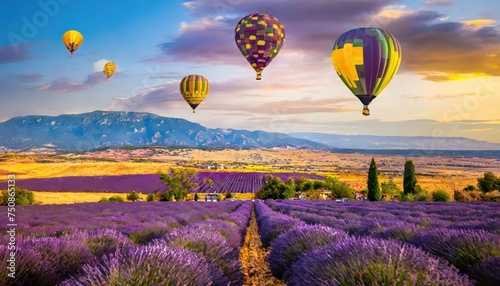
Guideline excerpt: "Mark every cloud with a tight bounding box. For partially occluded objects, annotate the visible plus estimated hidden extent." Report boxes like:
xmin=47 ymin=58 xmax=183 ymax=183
xmin=424 ymin=0 xmax=454 ymax=6
xmin=212 ymin=97 xmax=357 ymax=115
xmin=83 ymin=72 xmax=109 ymax=85
xmin=408 ymin=92 xmax=478 ymax=101
xmin=109 ymin=76 xmax=356 ymax=115
xmin=0 ymin=44 xmax=30 ymax=64
xmin=109 ymin=81 xmax=182 ymax=110
xmin=157 ymin=1 xmax=500 ymax=82
xmin=462 ymin=19 xmax=497 ymax=28
xmin=379 ymin=9 xmax=500 ymax=80
xmin=93 ymin=59 xmax=111 ymax=72
xmin=8 ymin=73 xmax=43 ymax=83
xmin=38 ymin=77 xmax=88 ymax=93
xmin=38 ymin=71 xmax=125 ymax=93
xmin=148 ymin=0 xmax=396 ymax=65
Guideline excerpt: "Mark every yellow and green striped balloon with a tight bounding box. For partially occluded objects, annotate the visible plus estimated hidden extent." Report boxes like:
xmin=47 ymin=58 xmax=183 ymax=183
xmin=180 ymin=75 xmax=210 ymax=113
xmin=332 ymin=27 xmax=402 ymax=116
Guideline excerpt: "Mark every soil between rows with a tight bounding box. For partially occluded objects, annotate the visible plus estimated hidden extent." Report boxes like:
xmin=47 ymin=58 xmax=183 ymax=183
xmin=240 ymin=205 xmax=285 ymax=286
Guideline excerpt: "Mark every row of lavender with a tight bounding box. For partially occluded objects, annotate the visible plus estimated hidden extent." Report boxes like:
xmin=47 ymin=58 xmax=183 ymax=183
xmin=10 ymin=172 xmax=323 ymax=194
xmin=0 ymin=201 xmax=252 ymax=285
xmin=257 ymin=200 xmax=500 ymax=285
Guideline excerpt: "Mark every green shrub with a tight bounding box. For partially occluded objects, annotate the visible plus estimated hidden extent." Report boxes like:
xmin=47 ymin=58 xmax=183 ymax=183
xmin=401 ymin=194 xmax=415 ymax=202
xmin=414 ymin=191 xmax=428 ymax=202
xmin=108 ymin=195 xmax=125 ymax=202
xmin=225 ymin=192 xmax=233 ymax=200
xmin=146 ymin=194 xmax=155 ymax=201
xmin=126 ymin=191 xmax=141 ymax=201
xmin=481 ymin=190 xmax=500 ymax=202
xmin=216 ymin=194 xmax=224 ymax=202
xmin=98 ymin=197 xmax=109 ymax=203
xmin=432 ymin=189 xmax=451 ymax=202
xmin=1 ymin=187 xmax=36 ymax=205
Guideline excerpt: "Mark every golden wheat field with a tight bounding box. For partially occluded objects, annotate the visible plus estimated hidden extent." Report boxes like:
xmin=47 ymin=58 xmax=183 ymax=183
xmin=1 ymin=148 xmax=499 ymax=204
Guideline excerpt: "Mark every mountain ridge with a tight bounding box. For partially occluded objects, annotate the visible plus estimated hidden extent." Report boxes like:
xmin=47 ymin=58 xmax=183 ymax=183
xmin=1 ymin=111 xmax=499 ymax=151
xmin=0 ymin=111 xmax=327 ymax=151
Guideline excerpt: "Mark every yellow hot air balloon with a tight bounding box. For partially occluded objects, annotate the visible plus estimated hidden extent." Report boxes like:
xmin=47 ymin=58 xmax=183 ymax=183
xmin=103 ymin=62 xmax=117 ymax=79
xmin=180 ymin=75 xmax=210 ymax=113
xmin=62 ymin=30 xmax=83 ymax=56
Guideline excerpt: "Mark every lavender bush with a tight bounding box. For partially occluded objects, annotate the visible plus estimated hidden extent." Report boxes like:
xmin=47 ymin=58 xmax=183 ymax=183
xmin=267 ymin=224 xmax=348 ymax=279
xmin=409 ymin=228 xmax=500 ymax=272
xmin=288 ymin=237 xmax=472 ymax=286
xmin=255 ymin=200 xmax=305 ymax=247
xmin=61 ymin=245 xmax=223 ymax=286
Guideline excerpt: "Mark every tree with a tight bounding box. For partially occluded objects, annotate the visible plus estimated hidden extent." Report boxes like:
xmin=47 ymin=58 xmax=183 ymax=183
xmin=381 ymin=178 xmax=401 ymax=197
xmin=255 ymin=176 xmax=296 ymax=200
xmin=1 ymin=187 xmax=35 ymax=206
xmin=477 ymin=172 xmax=499 ymax=193
xmin=432 ymin=189 xmax=451 ymax=202
xmin=146 ymin=194 xmax=155 ymax=201
xmin=194 ymin=193 xmax=199 ymax=201
xmin=403 ymin=159 xmax=417 ymax=195
xmin=225 ymin=191 xmax=233 ymax=200
xmin=204 ymin=178 xmax=214 ymax=189
xmin=367 ymin=158 xmax=381 ymax=201
xmin=108 ymin=195 xmax=125 ymax=202
xmin=158 ymin=168 xmax=198 ymax=202
xmin=126 ymin=191 xmax=140 ymax=201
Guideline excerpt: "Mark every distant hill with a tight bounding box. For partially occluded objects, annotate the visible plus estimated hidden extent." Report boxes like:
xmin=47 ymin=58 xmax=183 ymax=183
xmin=289 ymin=132 xmax=500 ymax=151
xmin=0 ymin=111 xmax=327 ymax=151
xmin=1 ymin=111 xmax=499 ymax=152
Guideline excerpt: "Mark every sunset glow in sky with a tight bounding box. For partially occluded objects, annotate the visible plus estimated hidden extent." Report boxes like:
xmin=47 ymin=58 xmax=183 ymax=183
xmin=1 ymin=0 xmax=499 ymax=142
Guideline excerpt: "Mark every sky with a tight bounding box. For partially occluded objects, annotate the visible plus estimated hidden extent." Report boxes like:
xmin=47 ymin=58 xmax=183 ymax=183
xmin=1 ymin=0 xmax=500 ymax=143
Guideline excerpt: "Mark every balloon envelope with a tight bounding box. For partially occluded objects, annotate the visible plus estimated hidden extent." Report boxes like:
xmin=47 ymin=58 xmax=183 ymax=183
xmin=180 ymin=75 xmax=210 ymax=113
xmin=103 ymin=62 xmax=117 ymax=79
xmin=62 ymin=30 xmax=83 ymax=56
xmin=235 ymin=13 xmax=285 ymax=80
xmin=332 ymin=27 xmax=402 ymax=115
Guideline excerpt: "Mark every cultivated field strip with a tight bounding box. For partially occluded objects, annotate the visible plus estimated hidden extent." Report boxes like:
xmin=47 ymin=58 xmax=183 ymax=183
xmin=10 ymin=172 xmax=324 ymax=194
xmin=257 ymin=200 xmax=499 ymax=285
xmin=0 ymin=201 xmax=252 ymax=285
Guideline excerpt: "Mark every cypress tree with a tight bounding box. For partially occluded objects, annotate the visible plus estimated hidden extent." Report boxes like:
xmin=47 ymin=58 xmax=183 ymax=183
xmin=404 ymin=159 xmax=417 ymax=195
xmin=367 ymin=158 xmax=381 ymax=201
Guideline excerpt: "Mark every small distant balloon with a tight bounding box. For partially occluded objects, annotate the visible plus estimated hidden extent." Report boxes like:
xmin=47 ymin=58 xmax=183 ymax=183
xmin=62 ymin=30 xmax=83 ymax=56
xmin=180 ymin=75 xmax=210 ymax=113
xmin=103 ymin=62 xmax=117 ymax=79
xmin=235 ymin=13 xmax=285 ymax=80
xmin=332 ymin=27 xmax=402 ymax=116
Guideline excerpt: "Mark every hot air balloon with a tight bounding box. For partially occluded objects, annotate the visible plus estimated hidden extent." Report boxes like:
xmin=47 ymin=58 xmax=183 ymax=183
xmin=332 ymin=27 xmax=402 ymax=116
xmin=235 ymin=13 xmax=285 ymax=80
xmin=62 ymin=30 xmax=83 ymax=56
xmin=180 ymin=75 xmax=210 ymax=113
xmin=103 ymin=62 xmax=117 ymax=79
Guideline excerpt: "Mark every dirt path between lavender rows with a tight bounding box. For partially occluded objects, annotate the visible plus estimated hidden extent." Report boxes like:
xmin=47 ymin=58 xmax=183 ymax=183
xmin=240 ymin=204 xmax=286 ymax=286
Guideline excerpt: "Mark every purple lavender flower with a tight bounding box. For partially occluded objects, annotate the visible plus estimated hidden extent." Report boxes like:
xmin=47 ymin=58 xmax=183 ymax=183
xmin=467 ymin=256 xmax=500 ymax=286
xmin=255 ymin=201 xmax=305 ymax=247
xmin=267 ymin=224 xmax=348 ymax=279
xmin=288 ymin=237 xmax=472 ymax=285
xmin=61 ymin=245 xmax=224 ymax=286
xmin=0 ymin=245 xmax=55 ymax=286
xmin=155 ymin=226 xmax=242 ymax=284
xmin=65 ymin=228 xmax=132 ymax=256
xmin=409 ymin=228 xmax=500 ymax=272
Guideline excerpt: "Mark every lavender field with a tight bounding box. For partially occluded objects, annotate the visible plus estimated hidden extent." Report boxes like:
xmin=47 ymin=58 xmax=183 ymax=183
xmin=256 ymin=200 xmax=500 ymax=285
xmin=0 ymin=201 xmax=252 ymax=285
xmin=1 ymin=200 xmax=499 ymax=285
xmin=12 ymin=172 xmax=323 ymax=194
